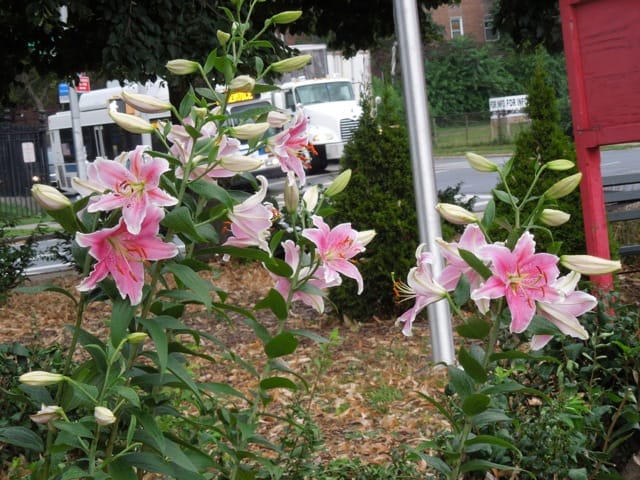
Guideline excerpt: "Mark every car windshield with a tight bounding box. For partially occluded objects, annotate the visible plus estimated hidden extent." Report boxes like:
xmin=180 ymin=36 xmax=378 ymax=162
xmin=294 ymin=82 xmax=354 ymax=105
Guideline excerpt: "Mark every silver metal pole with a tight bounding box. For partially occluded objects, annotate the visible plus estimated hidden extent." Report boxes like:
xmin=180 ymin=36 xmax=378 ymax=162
xmin=393 ymin=0 xmax=455 ymax=365
xmin=69 ymin=86 xmax=88 ymax=180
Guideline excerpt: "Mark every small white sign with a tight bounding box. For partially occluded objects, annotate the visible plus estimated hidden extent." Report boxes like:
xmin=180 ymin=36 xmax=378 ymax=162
xmin=22 ymin=142 xmax=36 ymax=163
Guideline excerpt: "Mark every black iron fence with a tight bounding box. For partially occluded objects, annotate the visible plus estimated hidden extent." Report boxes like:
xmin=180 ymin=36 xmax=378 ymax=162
xmin=0 ymin=121 xmax=50 ymax=218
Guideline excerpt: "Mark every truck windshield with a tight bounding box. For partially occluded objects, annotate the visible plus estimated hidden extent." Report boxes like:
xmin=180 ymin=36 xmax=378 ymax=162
xmin=294 ymin=81 xmax=354 ymax=105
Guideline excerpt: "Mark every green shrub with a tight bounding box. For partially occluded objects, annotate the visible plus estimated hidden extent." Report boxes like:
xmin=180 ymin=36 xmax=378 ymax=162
xmin=328 ymin=83 xmax=475 ymax=322
xmin=491 ymin=54 xmax=585 ymax=254
xmin=0 ymin=214 xmax=40 ymax=304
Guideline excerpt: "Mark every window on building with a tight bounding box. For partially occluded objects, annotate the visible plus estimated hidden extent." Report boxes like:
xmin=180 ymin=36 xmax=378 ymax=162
xmin=484 ymin=14 xmax=499 ymax=42
xmin=450 ymin=16 xmax=463 ymax=38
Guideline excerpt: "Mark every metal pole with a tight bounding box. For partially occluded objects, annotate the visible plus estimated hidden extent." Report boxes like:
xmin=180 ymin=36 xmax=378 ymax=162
xmin=393 ymin=0 xmax=455 ymax=365
xmin=69 ymin=86 xmax=87 ymax=180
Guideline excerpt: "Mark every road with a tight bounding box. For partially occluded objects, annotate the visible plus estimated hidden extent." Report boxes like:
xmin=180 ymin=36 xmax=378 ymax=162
xmin=23 ymin=147 xmax=640 ymax=276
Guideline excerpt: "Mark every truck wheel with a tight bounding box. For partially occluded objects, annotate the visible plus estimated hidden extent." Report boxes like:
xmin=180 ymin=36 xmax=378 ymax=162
xmin=309 ymin=145 xmax=328 ymax=174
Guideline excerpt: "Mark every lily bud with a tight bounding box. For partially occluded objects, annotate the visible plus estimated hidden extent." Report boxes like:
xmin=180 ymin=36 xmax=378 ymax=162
xmin=121 ymin=91 xmax=172 ymax=114
xmin=109 ymin=111 xmax=155 ymax=134
xmin=228 ymin=75 xmax=256 ymax=93
xmin=216 ymin=29 xmax=231 ymax=46
xmin=94 ymin=406 xmax=117 ymax=426
xmin=284 ymin=179 xmax=299 ymax=212
xmin=270 ymin=55 xmax=312 ymax=73
xmin=545 ymin=159 xmax=575 ymax=171
xmin=231 ymin=122 xmax=270 ymax=140
xmin=32 ymin=184 xmax=71 ymax=211
xmin=271 ymin=10 xmax=303 ymax=24
xmin=466 ymin=152 xmax=498 ymax=173
xmin=30 ymin=405 xmax=63 ymax=424
xmin=560 ymin=255 xmax=621 ymax=275
xmin=539 ymin=208 xmax=571 ymax=227
xmin=126 ymin=332 xmax=149 ymax=344
xmin=357 ymin=229 xmax=376 ymax=247
xmin=72 ymin=177 xmax=104 ymax=197
xmin=165 ymin=59 xmax=199 ymax=75
xmin=302 ymin=185 xmax=319 ymax=211
xmin=544 ymin=173 xmax=582 ymax=200
xmin=267 ymin=110 xmax=290 ymax=128
xmin=324 ymin=169 xmax=352 ymax=197
xmin=220 ymin=154 xmax=263 ymax=172
xmin=435 ymin=203 xmax=478 ymax=225
xmin=193 ymin=106 xmax=208 ymax=119
xmin=19 ymin=371 xmax=65 ymax=387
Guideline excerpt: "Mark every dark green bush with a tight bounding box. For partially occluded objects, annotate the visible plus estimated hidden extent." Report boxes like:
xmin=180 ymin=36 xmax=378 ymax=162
xmin=0 ymin=214 xmax=40 ymax=304
xmin=491 ymin=55 xmax=585 ymax=254
xmin=328 ymin=82 xmax=474 ymax=322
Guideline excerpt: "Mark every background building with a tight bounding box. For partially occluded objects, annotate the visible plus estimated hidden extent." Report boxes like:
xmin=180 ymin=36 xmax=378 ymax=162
xmin=430 ymin=0 xmax=498 ymax=43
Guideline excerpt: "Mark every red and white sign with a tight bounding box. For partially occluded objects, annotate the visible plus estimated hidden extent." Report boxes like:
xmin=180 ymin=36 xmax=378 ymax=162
xmin=77 ymin=74 xmax=91 ymax=92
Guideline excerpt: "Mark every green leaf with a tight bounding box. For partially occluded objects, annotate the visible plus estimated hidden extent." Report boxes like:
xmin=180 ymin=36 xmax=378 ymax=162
xmin=462 ymin=393 xmax=490 ymax=416
xmin=260 ymin=376 xmax=298 ymax=391
xmin=416 ymin=391 xmax=456 ymax=427
xmin=59 ymin=466 xmax=89 ymax=480
xmin=262 ymin=256 xmax=293 ymax=278
xmin=110 ymin=298 xmax=136 ymax=347
xmin=460 ymin=458 xmax=520 ymax=475
xmin=107 ymin=457 xmax=138 ymax=480
xmin=113 ymin=385 xmax=141 ymax=408
xmin=456 ymin=317 xmax=491 ymax=340
xmin=289 ymin=329 xmax=329 ymax=344
xmin=418 ymin=454 xmax=452 ymax=476
xmin=465 ymin=434 xmax=519 ymax=453
xmin=458 ymin=248 xmax=492 ymax=280
xmin=162 ymin=206 xmax=203 ymax=241
xmin=188 ymin=179 xmax=234 ymax=208
xmin=0 ymin=427 xmax=43 ymax=452
xmin=481 ymin=198 xmax=495 ymax=229
xmin=140 ymin=318 xmax=169 ymax=373
xmin=255 ymin=288 xmax=288 ymax=321
xmin=471 ymin=408 xmax=513 ymax=428
xmin=493 ymin=188 xmax=516 ymax=205
xmin=448 ymin=365 xmax=475 ymax=400
xmin=458 ymin=346 xmax=487 ymax=383
xmin=208 ymin=245 xmax=272 ymax=263
xmin=200 ymin=382 xmax=248 ymax=401
xmin=264 ymin=332 xmax=298 ymax=358
xmin=164 ymin=263 xmax=212 ymax=310
xmin=15 ymin=284 xmax=78 ymax=305
xmin=51 ymin=419 xmax=94 ymax=438
xmin=452 ymin=274 xmax=470 ymax=306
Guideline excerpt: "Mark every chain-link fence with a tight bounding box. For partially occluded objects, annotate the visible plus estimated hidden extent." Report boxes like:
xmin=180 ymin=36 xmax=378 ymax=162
xmin=431 ymin=111 xmax=531 ymax=150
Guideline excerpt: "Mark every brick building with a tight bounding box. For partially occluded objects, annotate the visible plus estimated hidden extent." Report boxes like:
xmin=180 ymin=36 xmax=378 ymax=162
xmin=430 ymin=0 xmax=498 ymax=43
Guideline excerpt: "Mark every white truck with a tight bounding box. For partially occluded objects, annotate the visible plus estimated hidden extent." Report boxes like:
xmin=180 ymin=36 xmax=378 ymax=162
xmin=271 ymin=44 xmax=371 ymax=172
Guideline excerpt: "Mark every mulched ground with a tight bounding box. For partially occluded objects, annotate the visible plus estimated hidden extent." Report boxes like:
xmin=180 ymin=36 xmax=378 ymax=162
xmin=0 ymin=258 xmax=448 ymax=471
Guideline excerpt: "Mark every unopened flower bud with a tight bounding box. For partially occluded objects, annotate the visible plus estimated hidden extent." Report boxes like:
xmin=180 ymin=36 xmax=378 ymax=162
xmin=109 ymin=111 xmax=155 ymax=134
xmin=271 ymin=10 xmax=303 ymax=24
xmin=20 ymin=371 xmax=65 ymax=387
xmin=94 ymin=406 xmax=116 ymax=426
xmin=267 ymin=110 xmax=290 ymax=128
xmin=357 ymin=229 xmax=376 ymax=247
xmin=544 ymin=173 xmax=582 ymax=200
xmin=228 ymin=75 xmax=256 ymax=93
xmin=30 ymin=405 xmax=63 ymax=424
xmin=324 ymin=169 xmax=351 ymax=197
xmin=165 ymin=59 xmax=199 ymax=75
xmin=539 ymin=208 xmax=571 ymax=227
xmin=270 ymin=55 xmax=312 ymax=74
xmin=126 ymin=332 xmax=149 ymax=344
xmin=121 ymin=91 xmax=171 ymax=114
xmin=546 ymin=159 xmax=575 ymax=171
xmin=302 ymin=185 xmax=319 ymax=211
xmin=220 ymin=154 xmax=263 ymax=172
xmin=284 ymin=179 xmax=299 ymax=212
xmin=560 ymin=255 xmax=621 ymax=275
xmin=231 ymin=122 xmax=270 ymax=140
xmin=436 ymin=203 xmax=478 ymax=225
xmin=216 ymin=30 xmax=231 ymax=46
xmin=32 ymin=184 xmax=71 ymax=211
xmin=466 ymin=152 xmax=498 ymax=173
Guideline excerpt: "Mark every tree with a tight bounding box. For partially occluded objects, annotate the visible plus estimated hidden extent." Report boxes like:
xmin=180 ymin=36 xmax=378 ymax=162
xmin=492 ymin=0 xmax=564 ymax=53
xmin=0 ymin=0 xmax=456 ymax=107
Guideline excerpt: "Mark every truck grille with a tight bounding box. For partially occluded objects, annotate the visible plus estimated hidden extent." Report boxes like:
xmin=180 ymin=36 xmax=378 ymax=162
xmin=340 ymin=118 xmax=359 ymax=141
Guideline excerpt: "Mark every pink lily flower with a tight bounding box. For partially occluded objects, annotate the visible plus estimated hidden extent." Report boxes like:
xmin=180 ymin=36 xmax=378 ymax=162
xmin=471 ymin=231 xmax=562 ymax=333
xmin=531 ymin=271 xmax=595 ymax=350
xmin=395 ymin=245 xmax=448 ymax=336
xmin=267 ymin=111 xmax=311 ymax=184
xmin=272 ymin=240 xmax=341 ymax=312
xmin=436 ymin=224 xmax=489 ymax=312
xmin=302 ymin=215 xmax=366 ymax=294
xmin=86 ymin=146 xmax=177 ymax=234
xmin=169 ymin=120 xmax=242 ymax=180
xmin=76 ymin=208 xmax=179 ymax=305
xmin=223 ymin=175 xmax=273 ymax=252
